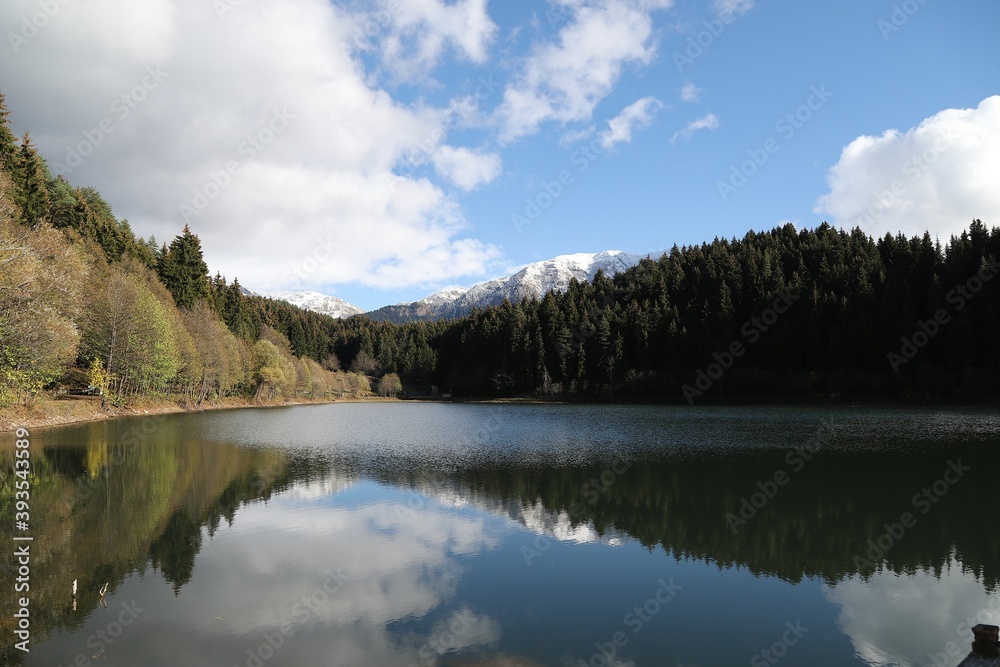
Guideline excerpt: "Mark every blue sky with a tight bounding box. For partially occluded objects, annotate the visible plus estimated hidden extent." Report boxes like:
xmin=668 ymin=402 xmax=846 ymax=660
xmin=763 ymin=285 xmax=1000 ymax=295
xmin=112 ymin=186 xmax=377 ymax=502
xmin=1 ymin=0 xmax=997 ymax=310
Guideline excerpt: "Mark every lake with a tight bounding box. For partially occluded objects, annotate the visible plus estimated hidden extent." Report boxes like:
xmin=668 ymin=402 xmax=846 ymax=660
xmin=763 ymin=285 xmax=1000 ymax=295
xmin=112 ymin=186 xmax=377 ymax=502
xmin=2 ymin=403 xmax=999 ymax=666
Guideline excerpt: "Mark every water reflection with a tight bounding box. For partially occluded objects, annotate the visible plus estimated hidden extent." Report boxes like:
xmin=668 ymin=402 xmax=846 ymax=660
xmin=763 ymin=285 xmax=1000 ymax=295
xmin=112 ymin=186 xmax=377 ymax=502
xmin=148 ymin=479 xmax=511 ymax=666
xmin=1 ymin=405 xmax=998 ymax=666
xmin=825 ymin=560 xmax=1000 ymax=667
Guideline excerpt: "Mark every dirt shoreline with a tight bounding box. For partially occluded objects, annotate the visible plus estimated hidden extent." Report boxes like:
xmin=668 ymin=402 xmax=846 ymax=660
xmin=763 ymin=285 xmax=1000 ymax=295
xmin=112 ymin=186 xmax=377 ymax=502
xmin=0 ymin=395 xmax=398 ymax=433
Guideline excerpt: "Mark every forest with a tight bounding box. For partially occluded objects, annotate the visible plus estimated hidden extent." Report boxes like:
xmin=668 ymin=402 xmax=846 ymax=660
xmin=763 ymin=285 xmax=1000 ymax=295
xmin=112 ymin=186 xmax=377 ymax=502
xmin=2 ymin=86 xmax=999 ymax=407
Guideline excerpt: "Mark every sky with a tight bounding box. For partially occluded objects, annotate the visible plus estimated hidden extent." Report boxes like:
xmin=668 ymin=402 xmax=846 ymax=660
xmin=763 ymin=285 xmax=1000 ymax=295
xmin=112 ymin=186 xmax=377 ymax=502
xmin=1 ymin=0 xmax=997 ymax=311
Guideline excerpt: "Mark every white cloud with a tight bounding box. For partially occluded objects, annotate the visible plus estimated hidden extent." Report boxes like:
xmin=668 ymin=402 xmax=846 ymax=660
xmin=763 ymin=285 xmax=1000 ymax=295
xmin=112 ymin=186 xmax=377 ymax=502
xmin=0 ymin=0 xmax=502 ymax=291
xmin=671 ymin=112 xmax=719 ymax=142
xmin=370 ymin=0 xmax=498 ymax=79
xmin=713 ymin=0 xmax=755 ymax=19
xmin=815 ymin=95 xmax=1000 ymax=240
xmin=424 ymin=607 xmax=502 ymax=653
xmin=139 ymin=489 xmax=511 ymax=667
xmin=559 ymin=125 xmax=597 ymax=147
xmin=432 ymin=145 xmax=502 ymax=190
xmin=599 ymin=96 xmax=663 ymax=149
xmin=680 ymin=82 xmax=701 ymax=102
xmin=823 ymin=558 xmax=1000 ymax=667
xmin=496 ymin=0 xmax=674 ymax=143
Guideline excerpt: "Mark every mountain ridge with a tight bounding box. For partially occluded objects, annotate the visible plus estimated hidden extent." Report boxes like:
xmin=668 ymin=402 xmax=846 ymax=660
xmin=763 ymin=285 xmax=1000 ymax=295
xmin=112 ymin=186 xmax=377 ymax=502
xmin=259 ymin=250 xmax=657 ymax=323
xmin=259 ymin=289 xmax=366 ymax=320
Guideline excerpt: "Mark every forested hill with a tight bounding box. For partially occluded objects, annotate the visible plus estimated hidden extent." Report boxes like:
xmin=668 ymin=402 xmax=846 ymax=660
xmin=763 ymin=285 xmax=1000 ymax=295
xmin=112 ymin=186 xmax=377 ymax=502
xmin=0 ymin=89 xmax=387 ymax=408
xmin=432 ymin=220 xmax=1000 ymax=401
xmin=2 ymin=86 xmax=998 ymax=406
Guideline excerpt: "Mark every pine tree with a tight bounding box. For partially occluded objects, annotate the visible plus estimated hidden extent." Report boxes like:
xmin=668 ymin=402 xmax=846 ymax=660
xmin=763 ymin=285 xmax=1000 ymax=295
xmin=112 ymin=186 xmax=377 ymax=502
xmin=158 ymin=225 xmax=210 ymax=308
xmin=46 ymin=176 xmax=87 ymax=230
xmin=146 ymin=235 xmax=160 ymax=261
xmin=18 ymin=132 xmax=51 ymax=226
xmin=0 ymin=91 xmax=19 ymax=176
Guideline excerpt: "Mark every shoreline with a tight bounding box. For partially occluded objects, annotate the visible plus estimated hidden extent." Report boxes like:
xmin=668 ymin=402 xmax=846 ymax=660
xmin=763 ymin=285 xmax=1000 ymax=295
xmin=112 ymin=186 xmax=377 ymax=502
xmin=432 ymin=395 xmax=1000 ymax=408
xmin=0 ymin=395 xmax=397 ymax=433
xmin=4 ymin=393 xmax=996 ymax=434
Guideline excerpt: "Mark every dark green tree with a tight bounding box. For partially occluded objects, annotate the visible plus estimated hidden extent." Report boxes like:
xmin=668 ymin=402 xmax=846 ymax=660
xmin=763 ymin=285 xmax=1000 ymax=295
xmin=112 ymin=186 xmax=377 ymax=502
xmin=46 ymin=176 xmax=87 ymax=230
xmin=0 ymin=90 xmax=19 ymax=176
xmin=158 ymin=224 xmax=211 ymax=308
xmin=18 ymin=132 xmax=51 ymax=226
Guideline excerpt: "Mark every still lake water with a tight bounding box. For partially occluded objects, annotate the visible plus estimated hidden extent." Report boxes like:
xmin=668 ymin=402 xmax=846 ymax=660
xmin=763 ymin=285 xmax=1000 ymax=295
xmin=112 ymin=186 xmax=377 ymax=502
xmin=2 ymin=403 xmax=999 ymax=667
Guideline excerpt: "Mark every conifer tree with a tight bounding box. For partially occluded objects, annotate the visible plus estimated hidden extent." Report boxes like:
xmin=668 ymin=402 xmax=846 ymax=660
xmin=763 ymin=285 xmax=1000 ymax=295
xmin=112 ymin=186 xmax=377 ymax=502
xmin=158 ymin=224 xmax=210 ymax=308
xmin=46 ymin=176 xmax=85 ymax=230
xmin=18 ymin=133 xmax=50 ymax=226
xmin=0 ymin=91 xmax=19 ymax=176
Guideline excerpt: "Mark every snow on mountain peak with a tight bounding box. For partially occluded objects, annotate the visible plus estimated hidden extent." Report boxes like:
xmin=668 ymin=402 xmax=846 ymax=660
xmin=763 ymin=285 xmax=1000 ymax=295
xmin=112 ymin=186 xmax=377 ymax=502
xmin=262 ymin=289 xmax=364 ymax=319
xmin=418 ymin=249 xmax=650 ymax=318
xmin=264 ymin=249 xmax=661 ymax=323
xmin=417 ymin=286 xmax=470 ymax=307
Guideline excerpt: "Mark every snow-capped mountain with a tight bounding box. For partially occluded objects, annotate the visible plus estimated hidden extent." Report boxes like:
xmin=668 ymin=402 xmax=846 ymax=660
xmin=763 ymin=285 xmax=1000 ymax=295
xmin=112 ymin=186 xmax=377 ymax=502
xmin=365 ymin=250 xmax=653 ymax=323
xmin=262 ymin=290 xmax=364 ymax=319
xmin=419 ymin=286 xmax=470 ymax=307
xmin=447 ymin=250 xmax=645 ymax=315
xmin=260 ymin=251 xmax=656 ymax=323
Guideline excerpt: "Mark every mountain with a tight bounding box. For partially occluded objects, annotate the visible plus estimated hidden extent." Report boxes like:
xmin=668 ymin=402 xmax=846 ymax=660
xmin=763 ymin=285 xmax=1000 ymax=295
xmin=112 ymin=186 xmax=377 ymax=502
xmin=363 ymin=286 xmax=471 ymax=324
xmin=365 ymin=250 xmax=651 ymax=323
xmin=419 ymin=286 xmax=471 ymax=308
xmin=261 ymin=290 xmax=365 ymax=319
xmin=261 ymin=251 xmax=655 ymax=323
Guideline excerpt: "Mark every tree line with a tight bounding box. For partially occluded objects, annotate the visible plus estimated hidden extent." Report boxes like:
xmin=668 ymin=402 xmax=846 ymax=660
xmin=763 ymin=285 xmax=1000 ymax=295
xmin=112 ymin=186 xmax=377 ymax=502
xmin=433 ymin=220 xmax=1000 ymax=401
xmin=2 ymin=85 xmax=998 ymax=406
